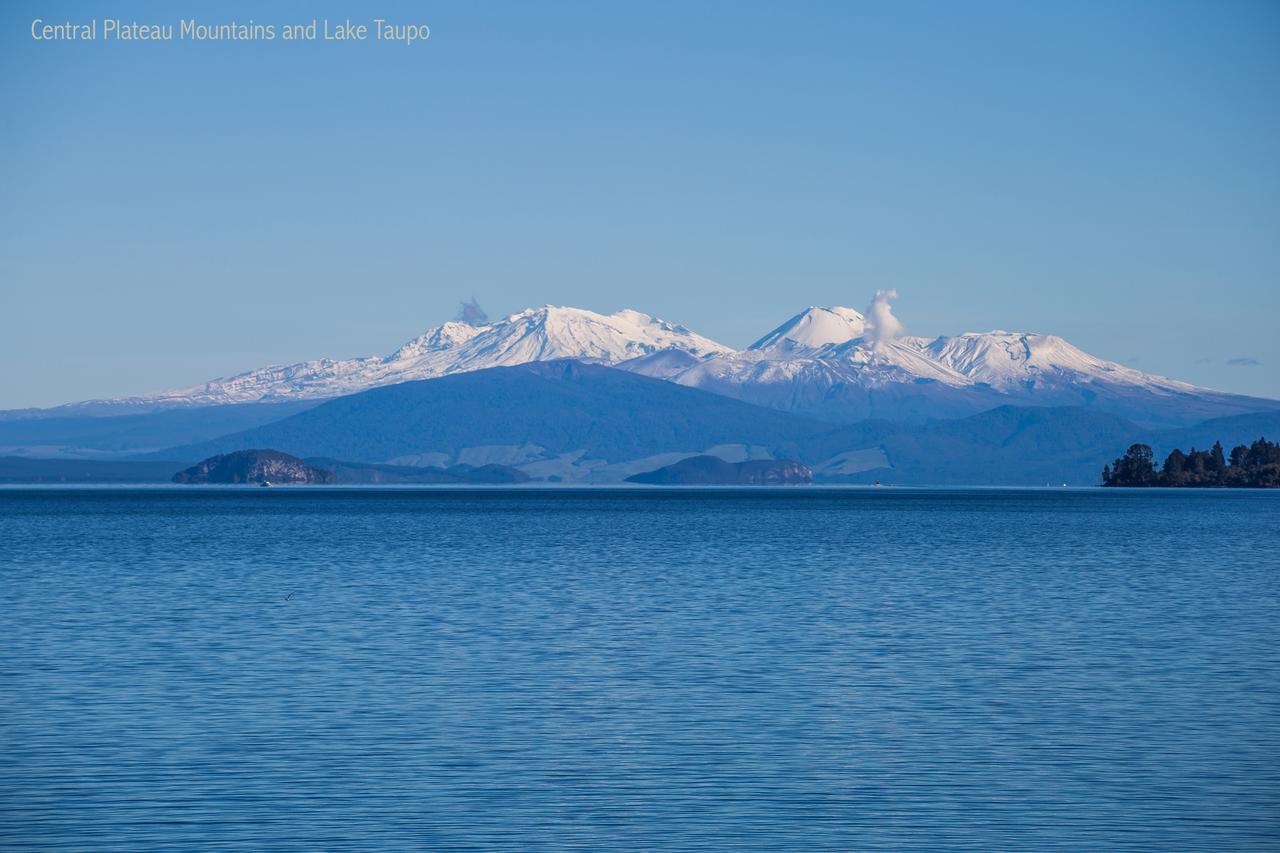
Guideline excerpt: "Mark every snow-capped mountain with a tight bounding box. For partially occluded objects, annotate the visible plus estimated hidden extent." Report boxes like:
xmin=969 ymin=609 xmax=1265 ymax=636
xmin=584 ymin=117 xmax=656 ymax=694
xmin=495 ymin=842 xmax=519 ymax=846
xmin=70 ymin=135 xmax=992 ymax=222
xmin=919 ymin=331 xmax=1203 ymax=394
xmin=622 ymin=306 xmax=1276 ymax=427
xmin=95 ymin=307 xmax=730 ymax=409
xmin=630 ymin=331 xmax=997 ymax=423
xmin=749 ymin=306 xmax=868 ymax=353
xmin=29 ymin=301 xmax=1277 ymax=429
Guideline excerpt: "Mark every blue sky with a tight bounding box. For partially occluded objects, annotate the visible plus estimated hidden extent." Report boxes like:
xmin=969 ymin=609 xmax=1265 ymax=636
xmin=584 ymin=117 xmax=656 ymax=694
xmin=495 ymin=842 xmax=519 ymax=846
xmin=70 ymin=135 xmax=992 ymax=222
xmin=2 ymin=0 xmax=1277 ymax=407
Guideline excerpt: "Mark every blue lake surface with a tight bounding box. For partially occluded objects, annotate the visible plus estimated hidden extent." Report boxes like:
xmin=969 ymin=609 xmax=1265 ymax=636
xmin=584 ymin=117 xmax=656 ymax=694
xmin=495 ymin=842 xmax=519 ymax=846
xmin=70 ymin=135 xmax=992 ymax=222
xmin=1 ymin=487 xmax=1277 ymax=850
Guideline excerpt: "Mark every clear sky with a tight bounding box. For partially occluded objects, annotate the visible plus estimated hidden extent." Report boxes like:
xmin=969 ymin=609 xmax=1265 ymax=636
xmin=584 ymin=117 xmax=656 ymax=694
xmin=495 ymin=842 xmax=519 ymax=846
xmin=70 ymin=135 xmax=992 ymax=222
xmin=3 ymin=0 xmax=1277 ymax=408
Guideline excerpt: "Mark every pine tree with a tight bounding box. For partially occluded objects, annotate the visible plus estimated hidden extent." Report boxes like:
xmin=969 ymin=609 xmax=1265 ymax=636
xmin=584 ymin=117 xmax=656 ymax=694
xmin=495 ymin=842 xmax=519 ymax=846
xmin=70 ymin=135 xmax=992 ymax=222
xmin=1163 ymin=449 xmax=1187 ymax=485
xmin=1110 ymin=444 xmax=1157 ymax=486
xmin=1230 ymin=444 xmax=1248 ymax=469
xmin=1210 ymin=441 xmax=1226 ymax=473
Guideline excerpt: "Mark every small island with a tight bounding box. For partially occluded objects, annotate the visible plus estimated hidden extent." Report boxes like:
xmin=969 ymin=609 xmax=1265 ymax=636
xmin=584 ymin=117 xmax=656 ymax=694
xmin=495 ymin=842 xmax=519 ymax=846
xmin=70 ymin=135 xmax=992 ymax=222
xmin=1102 ymin=437 xmax=1279 ymax=487
xmin=626 ymin=456 xmax=812 ymax=485
xmin=173 ymin=450 xmax=335 ymax=485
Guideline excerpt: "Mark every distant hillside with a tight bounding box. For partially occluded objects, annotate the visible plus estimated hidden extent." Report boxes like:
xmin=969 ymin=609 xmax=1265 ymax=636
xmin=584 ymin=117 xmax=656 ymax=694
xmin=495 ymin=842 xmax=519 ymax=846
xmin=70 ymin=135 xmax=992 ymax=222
xmin=156 ymin=361 xmax=831 ymax=469
xmin=306 ymin=458 xmax=530 ymax=484
xmin=627 ymin=456 xmax=812 ymax=485
xmin=1147 ymin=411 xmax=1280 ymax=458
xmin=0 ymin=456 xmax=186 ymax=484
xmin=802 ymin=407 xmax=1280 ymax=486
xmin=0 ymin=401 xmax=316 ymax=459
xmin=149 ymin=363 xmax=1280 ymax=487
xmin=7 ymin=396 xmax=1278 ymax=486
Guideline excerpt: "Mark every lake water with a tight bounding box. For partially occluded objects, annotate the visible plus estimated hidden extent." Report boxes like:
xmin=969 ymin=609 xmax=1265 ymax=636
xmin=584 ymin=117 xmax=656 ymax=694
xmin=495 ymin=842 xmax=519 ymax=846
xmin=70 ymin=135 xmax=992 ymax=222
xmin=1 ymin=487 xmax=1277 ymax=850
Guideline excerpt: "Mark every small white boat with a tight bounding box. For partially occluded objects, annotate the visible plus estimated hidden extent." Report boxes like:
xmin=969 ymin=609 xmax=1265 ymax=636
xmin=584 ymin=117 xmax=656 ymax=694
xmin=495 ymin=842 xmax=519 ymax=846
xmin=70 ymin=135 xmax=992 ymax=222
xmin=260 ymin=480 xmax=272 ymax=488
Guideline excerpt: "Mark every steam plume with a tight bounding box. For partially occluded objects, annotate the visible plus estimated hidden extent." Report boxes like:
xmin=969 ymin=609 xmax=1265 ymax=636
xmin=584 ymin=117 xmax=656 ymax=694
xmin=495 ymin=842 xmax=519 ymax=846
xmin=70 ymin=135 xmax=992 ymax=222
xmin=864 ymin=289 xmax=903 ymax=353
xmin=456 ymin=297 xmax=489 ymax=327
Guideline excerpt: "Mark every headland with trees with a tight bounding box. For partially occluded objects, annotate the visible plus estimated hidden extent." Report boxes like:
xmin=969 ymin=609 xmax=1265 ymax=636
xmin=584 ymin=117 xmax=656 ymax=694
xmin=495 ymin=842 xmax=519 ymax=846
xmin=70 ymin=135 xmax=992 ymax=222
xmin=1103 ymin=437 xmax=1280 ymax=487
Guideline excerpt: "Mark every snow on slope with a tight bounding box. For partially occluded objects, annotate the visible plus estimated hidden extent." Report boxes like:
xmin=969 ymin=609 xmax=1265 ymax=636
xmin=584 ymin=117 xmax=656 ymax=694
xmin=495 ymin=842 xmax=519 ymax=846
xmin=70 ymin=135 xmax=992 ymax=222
xmin=638 ymin=332 xmax=991 ymax=422
xmin=105 ymin=307 xmax=730 ymax=407
xmin=622 ymin=306 xmax=1270 ymax=426
xmin=48 ymin=300 xmax=1274 ymax=428
xmin=920 ymin=331 xmax=1202 ymax=394
xmin=646 ymin=305 xmax=1206 ymax=400
xmin=749 ymin=306 xmax=867 ymax=352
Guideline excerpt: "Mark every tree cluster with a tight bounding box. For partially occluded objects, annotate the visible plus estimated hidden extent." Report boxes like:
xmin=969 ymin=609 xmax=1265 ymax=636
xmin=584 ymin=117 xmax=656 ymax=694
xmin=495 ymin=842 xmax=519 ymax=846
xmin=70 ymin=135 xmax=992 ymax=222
xmin=1102 ymin=437 xmax=1280 ymax=487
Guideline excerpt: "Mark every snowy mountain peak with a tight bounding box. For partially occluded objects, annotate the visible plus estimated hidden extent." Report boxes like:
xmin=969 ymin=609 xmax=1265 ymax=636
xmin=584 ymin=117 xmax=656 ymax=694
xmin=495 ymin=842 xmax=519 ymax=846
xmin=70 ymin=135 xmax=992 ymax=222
xmin=621 ymin=306 xmax=1258 ymax=426
xmin=392 ymin=321 xmax=484 ymax=359
xmin=479 ymin=305 xmax=730 ymax=365
xmin=99 ymin=305 xmax=731 ymax=408
xmin=749 ymin=306 xmax=867 ymax=352
xmin=922 ymin=331 xmax=1197 ymax=393
xmin=40 ymin=297 xmax=1274 ymax=431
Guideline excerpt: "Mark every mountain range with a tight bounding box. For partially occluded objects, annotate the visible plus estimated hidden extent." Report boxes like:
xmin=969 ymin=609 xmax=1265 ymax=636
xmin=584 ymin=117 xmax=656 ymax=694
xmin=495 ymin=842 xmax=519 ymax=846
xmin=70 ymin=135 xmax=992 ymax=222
xmin=628 ymin=306 xmax=1272 ymax=427
xmin=102 ymin=361 xmax=1280 ymax=485
xmin=4 ymin=300 xmax=1277 ymax=485
xmin=23 ymin=302 xmax=1276 ymax=429
xmin=47 ymin=307 xmax=728 ymax=413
